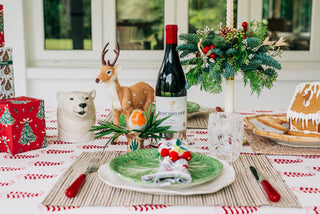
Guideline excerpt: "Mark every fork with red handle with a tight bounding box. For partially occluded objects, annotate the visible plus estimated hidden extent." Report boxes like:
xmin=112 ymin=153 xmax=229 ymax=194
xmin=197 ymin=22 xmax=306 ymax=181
xmin=65 ymin=161 xmax=99 ymax=198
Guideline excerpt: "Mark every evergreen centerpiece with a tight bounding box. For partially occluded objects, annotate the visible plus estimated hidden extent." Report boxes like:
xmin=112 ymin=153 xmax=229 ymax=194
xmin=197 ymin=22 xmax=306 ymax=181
xmin=177 ymin=20 xmax=288 ymax=95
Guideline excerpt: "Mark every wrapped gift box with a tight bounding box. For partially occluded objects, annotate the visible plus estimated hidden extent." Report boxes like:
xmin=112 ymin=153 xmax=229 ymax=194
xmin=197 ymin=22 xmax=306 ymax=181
xmin=0 ymin=47 xmax=14 ymax=99
xmin=0 ymin=97 xmax=47 ymax=155
xmin=0 ymin=5 xmax=4 ymax=47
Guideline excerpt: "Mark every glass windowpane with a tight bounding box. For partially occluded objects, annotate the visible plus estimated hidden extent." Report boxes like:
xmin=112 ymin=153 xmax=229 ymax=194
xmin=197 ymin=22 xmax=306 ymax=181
xmin=116 ymin=0 xmax=164 ymax=50
xmin=188 ymin=0 xmax=237 ymax=33
xmin=43 ymin=0 xmax=92 ymax=50
xmin=262 ymin=0 xmax=312 ymax=51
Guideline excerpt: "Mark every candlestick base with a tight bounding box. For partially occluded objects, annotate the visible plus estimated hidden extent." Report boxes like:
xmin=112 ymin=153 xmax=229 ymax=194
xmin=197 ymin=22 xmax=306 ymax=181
xmin=225 ymin=79 xmax=234 ymax=113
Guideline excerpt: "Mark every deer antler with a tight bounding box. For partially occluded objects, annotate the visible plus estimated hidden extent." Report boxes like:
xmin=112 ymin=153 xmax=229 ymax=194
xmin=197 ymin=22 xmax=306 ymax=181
xmin=107 ymin=42 xmax=120 ymax=67
xmin=101 ymin=42 xmax=109 ymax=65
xmin=101 ymin=42 xmax=120 ymax=66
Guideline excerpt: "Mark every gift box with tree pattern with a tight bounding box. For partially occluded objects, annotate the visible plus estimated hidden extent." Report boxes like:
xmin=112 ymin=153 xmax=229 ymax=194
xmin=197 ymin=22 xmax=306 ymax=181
xmin=0 ymin=97 xmax=47 ymax=155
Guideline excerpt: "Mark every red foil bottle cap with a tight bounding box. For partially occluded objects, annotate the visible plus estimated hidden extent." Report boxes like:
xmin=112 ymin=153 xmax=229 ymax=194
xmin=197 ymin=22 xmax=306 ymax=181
xmin=165 ymin=25 xmax=178 ymax=44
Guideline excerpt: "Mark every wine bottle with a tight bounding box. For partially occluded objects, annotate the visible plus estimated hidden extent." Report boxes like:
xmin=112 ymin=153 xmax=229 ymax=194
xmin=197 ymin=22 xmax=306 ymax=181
xmin=155 ymin=24 xmax=187 ymax=139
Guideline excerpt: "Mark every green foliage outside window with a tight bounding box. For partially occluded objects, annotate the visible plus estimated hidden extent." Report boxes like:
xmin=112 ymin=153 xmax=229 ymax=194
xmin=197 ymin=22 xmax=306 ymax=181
xmin=189 ymin=0 xmax=237 ymax=33
xmin=43 ymin=0 xmax=92 ymax=50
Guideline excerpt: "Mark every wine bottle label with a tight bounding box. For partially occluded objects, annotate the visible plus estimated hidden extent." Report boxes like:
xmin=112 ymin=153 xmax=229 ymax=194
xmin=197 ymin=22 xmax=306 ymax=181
xmin=155 ymin=96 xmax=187 ymax=132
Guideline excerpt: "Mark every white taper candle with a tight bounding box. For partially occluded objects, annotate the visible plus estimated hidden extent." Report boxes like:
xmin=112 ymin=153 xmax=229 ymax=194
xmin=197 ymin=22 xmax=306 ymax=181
xmin=225 ymin=0 xmax=234 ymax=112
xmin=226 ymin=0 xmax=234 ymax=28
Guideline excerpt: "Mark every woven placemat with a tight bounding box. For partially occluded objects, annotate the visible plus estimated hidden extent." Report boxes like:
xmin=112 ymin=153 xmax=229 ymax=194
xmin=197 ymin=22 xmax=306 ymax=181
xmin=42 ymin=151 xmax=301 ymax=208
xmin=104 ymin=110 xmax=214 ymax=129
xmin=187 ymin=110 xmax=214 ymax=129
xmin=245 ymin=129 xmax=320 ymax=156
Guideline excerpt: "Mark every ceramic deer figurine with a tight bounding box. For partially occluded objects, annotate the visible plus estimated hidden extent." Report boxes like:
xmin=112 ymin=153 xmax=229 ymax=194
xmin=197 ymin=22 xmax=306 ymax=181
xmin=95 ymin=42 xmax=155 ymax=130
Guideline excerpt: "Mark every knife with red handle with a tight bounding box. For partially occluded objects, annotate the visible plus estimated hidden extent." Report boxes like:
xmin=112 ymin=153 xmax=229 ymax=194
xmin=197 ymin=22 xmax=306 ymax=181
xmin=250 ymin=166 xmax=281 ymax=202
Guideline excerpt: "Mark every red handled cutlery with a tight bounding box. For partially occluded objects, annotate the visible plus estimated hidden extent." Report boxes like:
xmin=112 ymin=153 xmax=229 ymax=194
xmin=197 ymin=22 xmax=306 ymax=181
xmin=249 ymin=166 xmax=281 ymax=202
xmin=65 ymin=161 xmax=99 ymax=198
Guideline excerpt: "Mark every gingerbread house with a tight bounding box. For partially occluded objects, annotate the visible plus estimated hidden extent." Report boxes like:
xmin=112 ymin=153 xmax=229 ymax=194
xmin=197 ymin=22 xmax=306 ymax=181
xmin=287 ymin=82 xmax=320 ymax=135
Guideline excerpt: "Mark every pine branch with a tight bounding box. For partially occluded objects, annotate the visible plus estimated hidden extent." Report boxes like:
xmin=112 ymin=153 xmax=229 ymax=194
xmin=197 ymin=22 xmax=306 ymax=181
xmin=181 ymin=57 xmax=202 ymax=65
xmin=211 ymin=48 xmax=224 ymax=56
xmin=226 ymin=48 xmax=237 ymax=56
xmin=255 ymin=53 xmax=281 ymax=69
xmin=223 ymin=61 xmax=237 ymax=79
xmin=178 ymin=33 xmax=200 ymax=45
xmin=240 ymin=59 xmax=263 ymax=71
xmin=246 ymin=37 xmax=261 ymax=49
xmin=177 ymin=43 xmax=198 ymax=58
xmin=243 ymin=70 xmax=263 ymax=95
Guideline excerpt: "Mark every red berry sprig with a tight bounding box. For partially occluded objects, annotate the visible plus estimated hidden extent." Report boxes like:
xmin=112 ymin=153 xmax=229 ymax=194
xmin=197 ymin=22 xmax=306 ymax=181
xmin=242 ymin=21 xmax=248 ymax=30
xmin=209 ymin=53 xmax=216 ymax=59
xmin=202 ymin=44 xmax=216 ymax=59
xmin=202 ymin=46 xmax=210 ymax=54
xmin=242 ymin=21 xmax=248 ymax=39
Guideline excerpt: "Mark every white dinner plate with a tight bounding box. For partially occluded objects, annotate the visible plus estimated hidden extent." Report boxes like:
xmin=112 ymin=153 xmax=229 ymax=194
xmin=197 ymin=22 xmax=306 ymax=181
xmin=98 ymin=160 xmax=235 ymax=195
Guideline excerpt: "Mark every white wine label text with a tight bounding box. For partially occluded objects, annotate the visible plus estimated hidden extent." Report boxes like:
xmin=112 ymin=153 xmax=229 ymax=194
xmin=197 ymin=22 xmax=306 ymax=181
xmin=155 ymin=96 xmax=187 ymax=132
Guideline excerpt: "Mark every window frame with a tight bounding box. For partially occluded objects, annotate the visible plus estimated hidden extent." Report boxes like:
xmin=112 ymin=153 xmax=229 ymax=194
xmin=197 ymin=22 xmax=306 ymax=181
xmin=27 ymin=0 xmax=103 ymax=62
xmin=26 ymin=0 xmax=320 ymax=67
xmin=238 ymin=0 xmax=320 ymax=62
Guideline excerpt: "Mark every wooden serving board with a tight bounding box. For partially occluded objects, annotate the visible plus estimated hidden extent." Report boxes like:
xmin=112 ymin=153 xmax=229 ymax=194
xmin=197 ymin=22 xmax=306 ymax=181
xmin=244 ymin=114 xmax=320 ymax=148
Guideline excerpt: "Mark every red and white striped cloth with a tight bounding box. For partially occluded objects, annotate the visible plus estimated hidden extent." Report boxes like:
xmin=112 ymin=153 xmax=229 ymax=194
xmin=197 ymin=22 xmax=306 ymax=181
xmin=0 ymin=107 xmax=319 ymax=214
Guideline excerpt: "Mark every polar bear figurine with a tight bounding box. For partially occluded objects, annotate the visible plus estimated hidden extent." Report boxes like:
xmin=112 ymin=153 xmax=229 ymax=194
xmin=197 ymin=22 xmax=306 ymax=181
xmin=56 ymin=90 xmax=96 ymax=143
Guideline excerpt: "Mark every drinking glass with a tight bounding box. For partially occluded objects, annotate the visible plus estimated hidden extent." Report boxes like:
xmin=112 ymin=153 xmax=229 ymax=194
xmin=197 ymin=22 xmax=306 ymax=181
xmin=208 ymin=112 xmax=244 ymax=162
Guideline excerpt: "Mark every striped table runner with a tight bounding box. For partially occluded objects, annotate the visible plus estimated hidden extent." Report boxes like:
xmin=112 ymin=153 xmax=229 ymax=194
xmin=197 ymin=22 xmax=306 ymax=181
xmin=245 ymin=129 xmax=320 ymax=156
xmin=42 ymin=151 xmax=301 ymax=208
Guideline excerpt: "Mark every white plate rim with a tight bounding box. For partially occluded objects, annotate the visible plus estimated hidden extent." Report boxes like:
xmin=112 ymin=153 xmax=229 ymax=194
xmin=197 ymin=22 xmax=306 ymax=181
xmin=98 ymin=159 xmax=235 ymax=195
xmin=264 ymin=136 xmax=320 ymax=148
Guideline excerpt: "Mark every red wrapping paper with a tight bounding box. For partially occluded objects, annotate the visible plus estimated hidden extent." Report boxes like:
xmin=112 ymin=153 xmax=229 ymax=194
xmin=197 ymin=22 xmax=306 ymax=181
xmin=0 ymin=96 xmax=47 ymax=155
xmin=0 ymin=5 xmax=4 ymax=47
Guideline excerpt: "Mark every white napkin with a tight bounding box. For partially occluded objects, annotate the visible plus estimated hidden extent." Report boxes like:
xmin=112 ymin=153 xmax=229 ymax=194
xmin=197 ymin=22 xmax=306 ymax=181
xmin=141 ymin=139 xmax=192 ymax=187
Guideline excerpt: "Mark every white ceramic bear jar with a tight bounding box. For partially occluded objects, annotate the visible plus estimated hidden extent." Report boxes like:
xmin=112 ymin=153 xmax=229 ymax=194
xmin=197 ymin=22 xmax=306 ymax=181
xmin=56 ymin=90 xmax=96 ymax=143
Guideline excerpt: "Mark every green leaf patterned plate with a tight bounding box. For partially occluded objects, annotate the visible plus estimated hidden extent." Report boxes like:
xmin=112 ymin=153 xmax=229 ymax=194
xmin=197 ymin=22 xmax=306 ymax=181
xmin=187 ymin=101 xmax=200 ymax=113
xmin=108 ymin=149 xmax=223 ymax=188
xmin=98 ymin=158 xmax=234 ymax=195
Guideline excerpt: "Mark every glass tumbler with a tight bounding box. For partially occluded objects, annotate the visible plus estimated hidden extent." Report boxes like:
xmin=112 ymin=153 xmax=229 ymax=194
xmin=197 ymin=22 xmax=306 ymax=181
xmin=208 ymin=112 xmax=244 ymax=162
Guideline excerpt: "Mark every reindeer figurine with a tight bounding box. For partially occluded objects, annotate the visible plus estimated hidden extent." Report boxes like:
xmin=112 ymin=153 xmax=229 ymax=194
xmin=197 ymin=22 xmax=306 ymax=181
xmin=95 ymin=42 xmax=155 ymax=132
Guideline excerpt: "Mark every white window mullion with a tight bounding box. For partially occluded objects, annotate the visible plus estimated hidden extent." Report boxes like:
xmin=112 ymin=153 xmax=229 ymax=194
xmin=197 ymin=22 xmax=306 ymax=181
xmin=164 ymin=0 xmax=177 ymax=25
xmin=237 ymin=0 xmax=262 ymax=25
xmin=250 ymin=0 xmax=263 ymax=21
xmin=306 ymin=0 xmax=320 ymax=61
xmin=26 ymin=0 xmax=44 ymax=64
xmin=91 ymin=0 xmax=103 ymax=58
xmin=237 ymin=0 xmax=251 ymax=26
xmin=177 ymin=0 xmax=188 ymax=34
xmin=102 ymin=0 xmax=116 ymax=47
